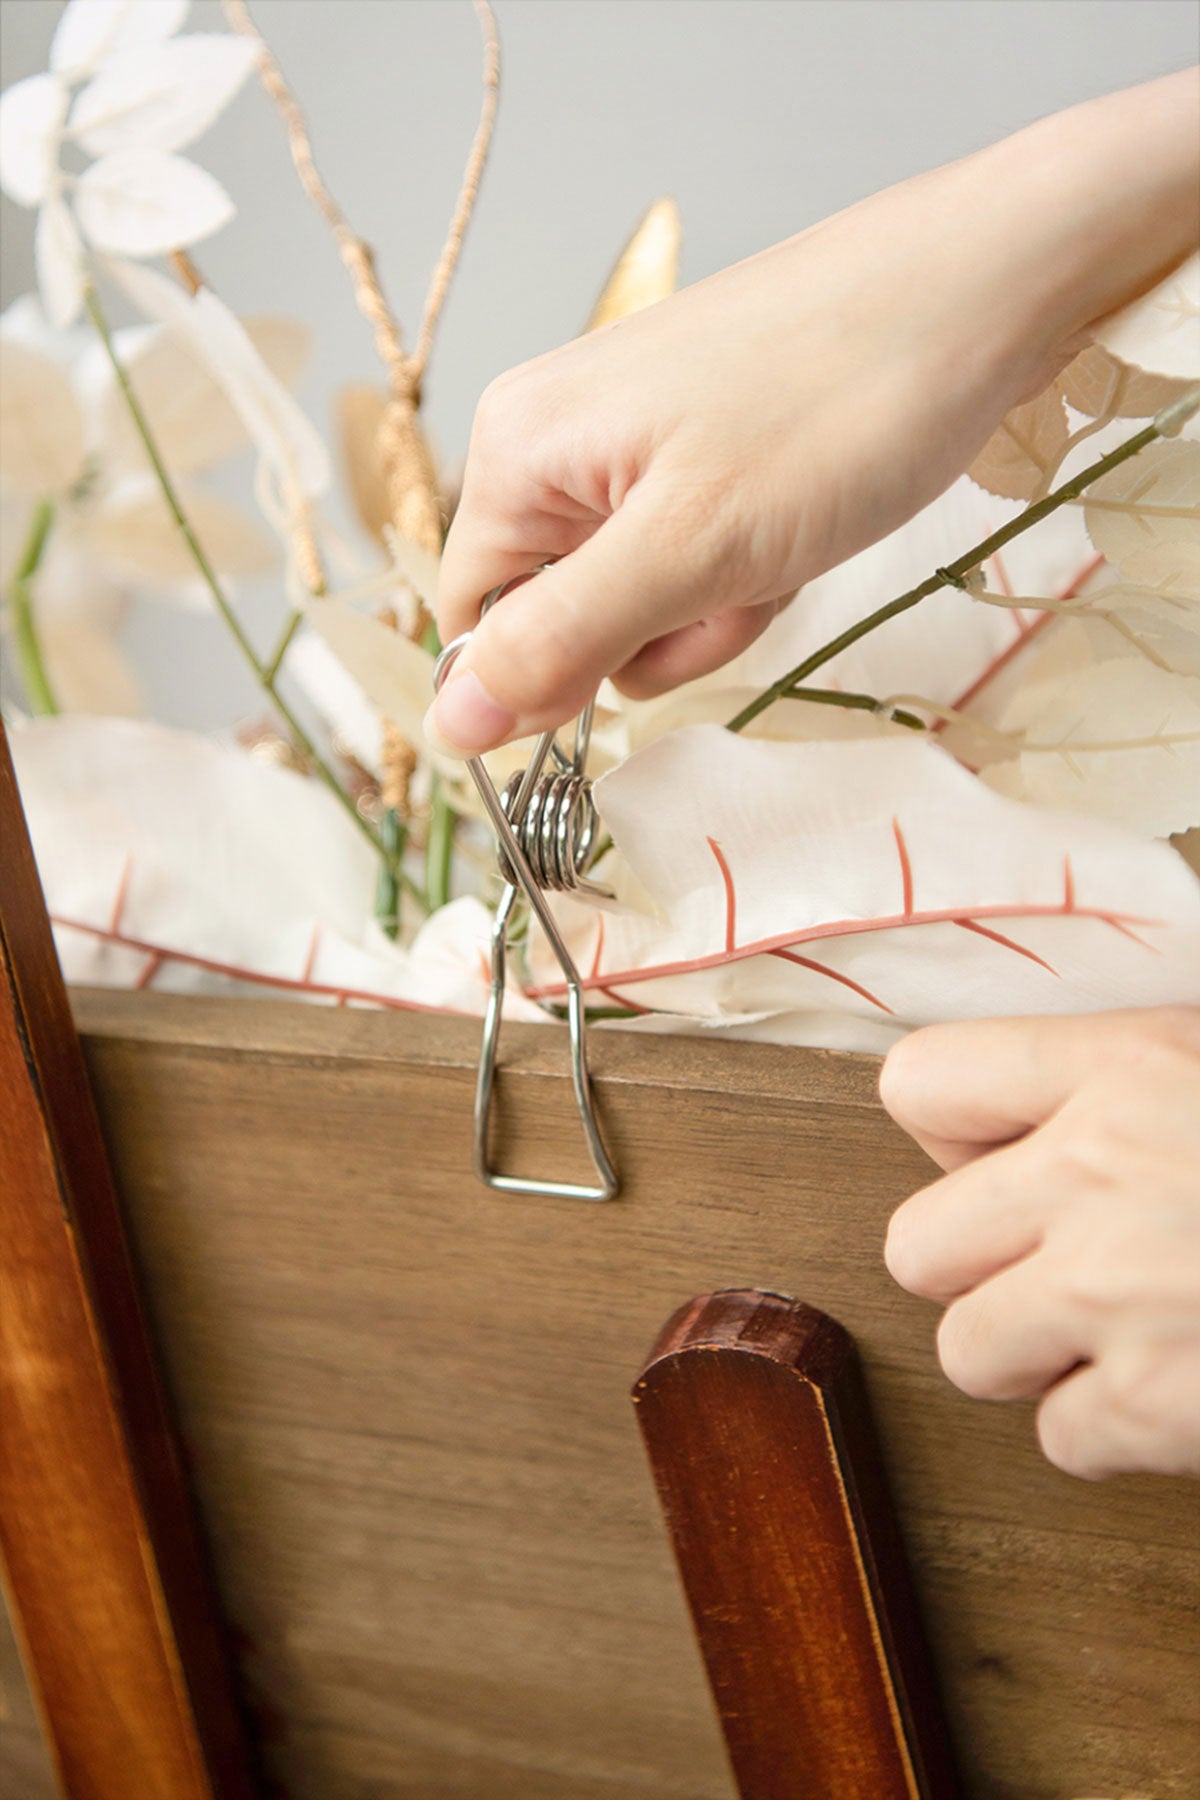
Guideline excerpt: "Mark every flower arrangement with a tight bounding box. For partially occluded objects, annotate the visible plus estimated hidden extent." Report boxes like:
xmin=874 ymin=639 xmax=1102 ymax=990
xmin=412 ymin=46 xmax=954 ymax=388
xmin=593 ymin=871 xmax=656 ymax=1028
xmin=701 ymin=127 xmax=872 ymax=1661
xmin=3 ymin=0 xmax=1199 ymax=1052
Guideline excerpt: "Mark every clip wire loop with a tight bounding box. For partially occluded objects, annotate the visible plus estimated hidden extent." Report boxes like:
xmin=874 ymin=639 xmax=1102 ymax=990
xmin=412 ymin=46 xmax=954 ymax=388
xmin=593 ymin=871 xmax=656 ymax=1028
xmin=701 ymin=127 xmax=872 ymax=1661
xmin=433 ymin=575 xmax=619 ymax=1201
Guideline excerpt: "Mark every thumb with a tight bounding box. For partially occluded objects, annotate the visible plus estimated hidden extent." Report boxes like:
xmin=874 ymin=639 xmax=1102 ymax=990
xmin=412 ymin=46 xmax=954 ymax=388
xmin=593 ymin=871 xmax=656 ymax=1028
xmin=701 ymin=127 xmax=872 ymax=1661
xmin=426 ymin=496 xmax=732 ymax=755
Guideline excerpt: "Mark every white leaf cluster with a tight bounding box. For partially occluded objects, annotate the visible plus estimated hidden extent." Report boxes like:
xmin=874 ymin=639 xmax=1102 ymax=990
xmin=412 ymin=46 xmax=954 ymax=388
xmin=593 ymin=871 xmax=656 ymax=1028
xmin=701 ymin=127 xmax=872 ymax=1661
xmin=0 ymin=0 xmax=256 ymax=325
xmin=0 ymin=293 xmax=311 ymax=712
xmin=967 ymin=260 xmax=1200 ymax=838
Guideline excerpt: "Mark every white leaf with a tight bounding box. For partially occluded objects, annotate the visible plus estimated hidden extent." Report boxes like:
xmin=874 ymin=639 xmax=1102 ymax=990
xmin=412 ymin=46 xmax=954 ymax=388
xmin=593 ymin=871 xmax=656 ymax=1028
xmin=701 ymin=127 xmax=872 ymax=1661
xmin=1083 ymin=440 xmax=1200 ymax=573
xmin=985 ymin=658 xmax=1200 ymax=837
xmin=50 ymin=0 xmax=190 ymax=81
xmin=287 ymin=628 xmax=384 ymax=776
xmin=39 ymin=616 xmax=143 ymax=715
xmin=304 ymin=600 xmax=435 ymax=744
xmin=9 ymin=715 xmax=545 ymax=1020
xmin=109 ymin=261 xmax=329 ymax=497
xmin=92 ymin=314 xmax=310 ymax=476
xmin=1118 ymin=538 xmax=1200 ymax=600
xmin=76 ymin=148 xmax=233 ymax=254
xmin=0 ymin=73 xmax=68 ymax=206
xmin=0 ymin=339 xmax=87 ymax=493
xmin=526 ymin=728 xmax=1200 ymax=1041
xmin=1094 ymin=604 xmax=1200 ymax=679
xmin=35 ymin=196 xmax=87 ymax=329
xmin=968 ymin=386 xmax=1069 ymax=500
xmin=79 ymin=474 xmax=276 ymax=583
xmin=1058 ymin=342 xmax=1194 ymax=421
xmin=70 ymin=36 xmax=259 ymax=157
xmin=1092 ymin=252 xmax=1200 ymax=385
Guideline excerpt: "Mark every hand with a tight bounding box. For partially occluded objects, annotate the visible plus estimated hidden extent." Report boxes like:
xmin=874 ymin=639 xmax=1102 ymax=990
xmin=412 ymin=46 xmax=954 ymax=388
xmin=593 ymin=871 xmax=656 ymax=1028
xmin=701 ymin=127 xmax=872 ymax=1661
xmin=880 ymin=1008 xmax=1200 ymax=1480
xmin=427 ymin=71 xmax=1199 ymax=756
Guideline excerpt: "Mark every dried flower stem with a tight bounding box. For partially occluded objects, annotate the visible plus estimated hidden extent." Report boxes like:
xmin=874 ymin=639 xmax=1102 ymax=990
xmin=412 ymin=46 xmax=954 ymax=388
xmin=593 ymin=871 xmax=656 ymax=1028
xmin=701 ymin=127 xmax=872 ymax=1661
xmin=410 ymin=0 xmax=500 ymax=386
xmin=84 ymin=285 xmax=422 ymax=907
xmin=7 ymin=498 xmax=57 ymax=716
xmin=223 ymin=0 xmax=498 ymax=402
xmin=727 ymin=414 xmax=1166 ymax=736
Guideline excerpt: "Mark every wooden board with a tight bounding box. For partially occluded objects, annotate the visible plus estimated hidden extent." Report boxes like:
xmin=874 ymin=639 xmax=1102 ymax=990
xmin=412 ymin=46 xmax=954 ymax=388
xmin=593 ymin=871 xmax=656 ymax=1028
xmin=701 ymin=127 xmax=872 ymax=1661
xmin=2 ymin=991 xmax=1197 ymax=1798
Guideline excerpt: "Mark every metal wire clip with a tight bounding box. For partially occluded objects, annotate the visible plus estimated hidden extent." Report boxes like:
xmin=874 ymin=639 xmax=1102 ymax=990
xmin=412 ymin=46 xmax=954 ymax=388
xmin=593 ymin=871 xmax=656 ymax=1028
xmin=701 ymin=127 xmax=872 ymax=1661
xmin=433 ymin=575 xmax=619 ymax=1201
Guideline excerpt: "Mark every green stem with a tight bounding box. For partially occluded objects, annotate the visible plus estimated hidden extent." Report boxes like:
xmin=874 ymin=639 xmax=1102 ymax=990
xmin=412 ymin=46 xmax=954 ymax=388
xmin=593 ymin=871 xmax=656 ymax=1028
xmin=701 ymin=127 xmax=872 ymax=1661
xmin=375 ymin=807 xmax=405 ymax=939
xmin=84 ymin=284 xmax=422 ymax=908
xmin=425 ymin=771 xmax=456 ymax=911
xmin=263 ymin=608 xmax=303 ymax=682
xmin=726 ymin=415 xmax=1164 ymax=736
xmin=7 ymin=498 xmax=57 ymax=715
xmin=783 ymin=686 xmax=926 ymax=730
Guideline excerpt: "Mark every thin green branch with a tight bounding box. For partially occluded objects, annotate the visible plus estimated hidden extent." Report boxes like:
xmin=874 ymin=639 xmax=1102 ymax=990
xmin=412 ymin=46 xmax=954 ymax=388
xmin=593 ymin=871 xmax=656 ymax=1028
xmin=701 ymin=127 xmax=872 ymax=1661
xmin=84 ymin=283 xmax=422 ymax=908
xmin=425 ymin=770 xmax=456 ymax=911
xmin=726 ymin=410 xmax=1173 ymax=737
xmin=7 ymin=498 xmax=57 ymax=715
xmin=263 ymin=608 xmax=303 ymax=682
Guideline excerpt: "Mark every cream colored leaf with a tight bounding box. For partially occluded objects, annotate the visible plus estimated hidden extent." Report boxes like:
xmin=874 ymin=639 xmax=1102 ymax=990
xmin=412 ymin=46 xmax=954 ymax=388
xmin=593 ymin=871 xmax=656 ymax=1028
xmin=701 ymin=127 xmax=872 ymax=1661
xmin=986 ymin=658 xmax=1200 ymax=836
xmin=35 ymin=194 xmax=87 ymax=329
xmin=0 ymin=73 xmax=68 ymax=207
xmin=968 ymin=386 xmax=1069 ymax=500
xmin=337 ymin=384 xmax=391 ymax=543
xmin=40 ymin=616 xmax=143 ymax=715
xmin=51 ymin=0 xmax=189 ymax=81
xmin=1092 ymin=252 xmax=1199 ymax=385
xmin=80 ymin=475 xmax=275 ymax=583
xmin=76 ymin=148 xmax=233 ymax=254
xmin=94 ymin=314 xmax=310 ymax=476
xmin=70 ymin=35 xmax=259 ymax=157
xmin=1094 ymin=604 xmax=1200 ymax=678
xmin=110 ymin=261 xmax=329 ymax=500
xmin=1082 ymin=440 xmax=1200 ymax=572
xmin=304 ymin=599 xmax=435 ymax=744
xmin=586 ymin=197 xmax=681 ymax=332
xmin=0 ymin=339 xmax=87 ymax=493
xmin=526 ymin=728 xmax=1200 ymax=1041
xmin=1118 ymin=538 xmax=1200 ymax=599
xmin=1057 ymin=341 xmax=1194 ymax=421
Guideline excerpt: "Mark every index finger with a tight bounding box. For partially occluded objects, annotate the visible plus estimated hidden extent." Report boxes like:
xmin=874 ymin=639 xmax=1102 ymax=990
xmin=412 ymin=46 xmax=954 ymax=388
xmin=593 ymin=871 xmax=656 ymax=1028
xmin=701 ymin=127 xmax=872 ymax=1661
xmin=878 ymin=1009 xmax=1167 ymax=1171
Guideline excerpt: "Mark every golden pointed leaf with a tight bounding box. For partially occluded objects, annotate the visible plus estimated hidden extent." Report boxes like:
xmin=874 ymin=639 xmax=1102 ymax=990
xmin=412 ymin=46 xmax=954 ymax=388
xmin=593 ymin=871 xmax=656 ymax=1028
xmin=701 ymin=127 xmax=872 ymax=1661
xmin=586 ymin=196 xmax=682 ymax=332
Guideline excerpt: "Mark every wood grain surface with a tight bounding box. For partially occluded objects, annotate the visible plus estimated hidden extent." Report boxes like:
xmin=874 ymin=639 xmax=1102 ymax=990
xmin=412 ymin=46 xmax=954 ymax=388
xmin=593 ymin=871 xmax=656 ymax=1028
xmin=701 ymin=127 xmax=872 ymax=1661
xmin=0 ymin=731 xmax=257 ymax=1800
xmin=635 ymin=1290 xmax=961 ymax=1799
xmin=2 ymin=989 xmax=1197 ymax=1798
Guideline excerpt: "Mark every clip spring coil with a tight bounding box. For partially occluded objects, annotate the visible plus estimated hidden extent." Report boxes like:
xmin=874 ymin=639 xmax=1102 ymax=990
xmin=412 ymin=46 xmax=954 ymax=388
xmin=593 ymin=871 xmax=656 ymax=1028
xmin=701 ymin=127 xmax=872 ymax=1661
xmin=433 ymin=574 xmax=619 ymax=1202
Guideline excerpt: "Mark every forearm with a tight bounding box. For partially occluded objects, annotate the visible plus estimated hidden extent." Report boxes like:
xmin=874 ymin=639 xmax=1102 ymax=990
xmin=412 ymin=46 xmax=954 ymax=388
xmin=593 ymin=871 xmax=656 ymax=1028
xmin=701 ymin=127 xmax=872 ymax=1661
xmin=967 ymin=68 xmax=1199 ymax=362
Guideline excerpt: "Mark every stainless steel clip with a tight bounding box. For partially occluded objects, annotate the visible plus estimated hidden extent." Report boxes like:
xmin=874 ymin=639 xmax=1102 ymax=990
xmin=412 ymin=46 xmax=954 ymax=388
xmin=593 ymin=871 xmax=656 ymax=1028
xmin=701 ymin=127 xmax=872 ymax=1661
xmin=433 ymin=575 xmax=619 ymax=1202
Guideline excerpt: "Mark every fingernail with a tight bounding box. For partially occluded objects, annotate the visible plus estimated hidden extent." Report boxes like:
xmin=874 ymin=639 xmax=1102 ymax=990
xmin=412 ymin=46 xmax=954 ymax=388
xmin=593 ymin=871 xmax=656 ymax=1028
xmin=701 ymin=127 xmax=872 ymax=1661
xmin=426 ymin=668 xmax=517 ymax=754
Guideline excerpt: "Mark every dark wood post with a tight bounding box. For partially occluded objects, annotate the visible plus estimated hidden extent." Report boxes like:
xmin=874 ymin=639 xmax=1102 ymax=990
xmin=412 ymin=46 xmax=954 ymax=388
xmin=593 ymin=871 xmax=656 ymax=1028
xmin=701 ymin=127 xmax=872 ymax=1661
xmin=0 ymin=723 xmax=258 ymax=1799
xmin=634 ymin=1288 xmax=961 ymax=1800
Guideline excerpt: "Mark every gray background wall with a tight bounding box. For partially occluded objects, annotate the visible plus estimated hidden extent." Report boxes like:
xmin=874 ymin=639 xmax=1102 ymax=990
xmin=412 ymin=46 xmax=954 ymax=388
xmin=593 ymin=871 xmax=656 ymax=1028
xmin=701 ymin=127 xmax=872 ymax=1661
xmin=1 ymin=0 xmax=1196 ymax=721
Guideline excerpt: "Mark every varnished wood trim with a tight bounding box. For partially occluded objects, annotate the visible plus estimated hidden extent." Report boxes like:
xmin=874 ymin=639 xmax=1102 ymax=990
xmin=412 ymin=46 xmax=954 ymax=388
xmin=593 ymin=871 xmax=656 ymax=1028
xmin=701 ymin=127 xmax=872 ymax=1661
xmin=0 ymin=725 xmax=257 ymax=1800
xmin=634 ymin=1290 xmax=961 ymax=1800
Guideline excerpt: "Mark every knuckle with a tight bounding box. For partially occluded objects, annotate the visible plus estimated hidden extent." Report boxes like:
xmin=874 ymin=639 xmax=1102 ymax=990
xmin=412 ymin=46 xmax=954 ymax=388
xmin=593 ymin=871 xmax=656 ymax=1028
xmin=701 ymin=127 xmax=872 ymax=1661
xmin=883 ymin=1204 xmax=932 ymax=1294
xmin=878 ymin=1027 xmax=937 ymax=1123
xmin=1035 ymin=1393 xmax=1097 ymax=1481
xmin=935 ymin=1301 xmax=995 ymax=1400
